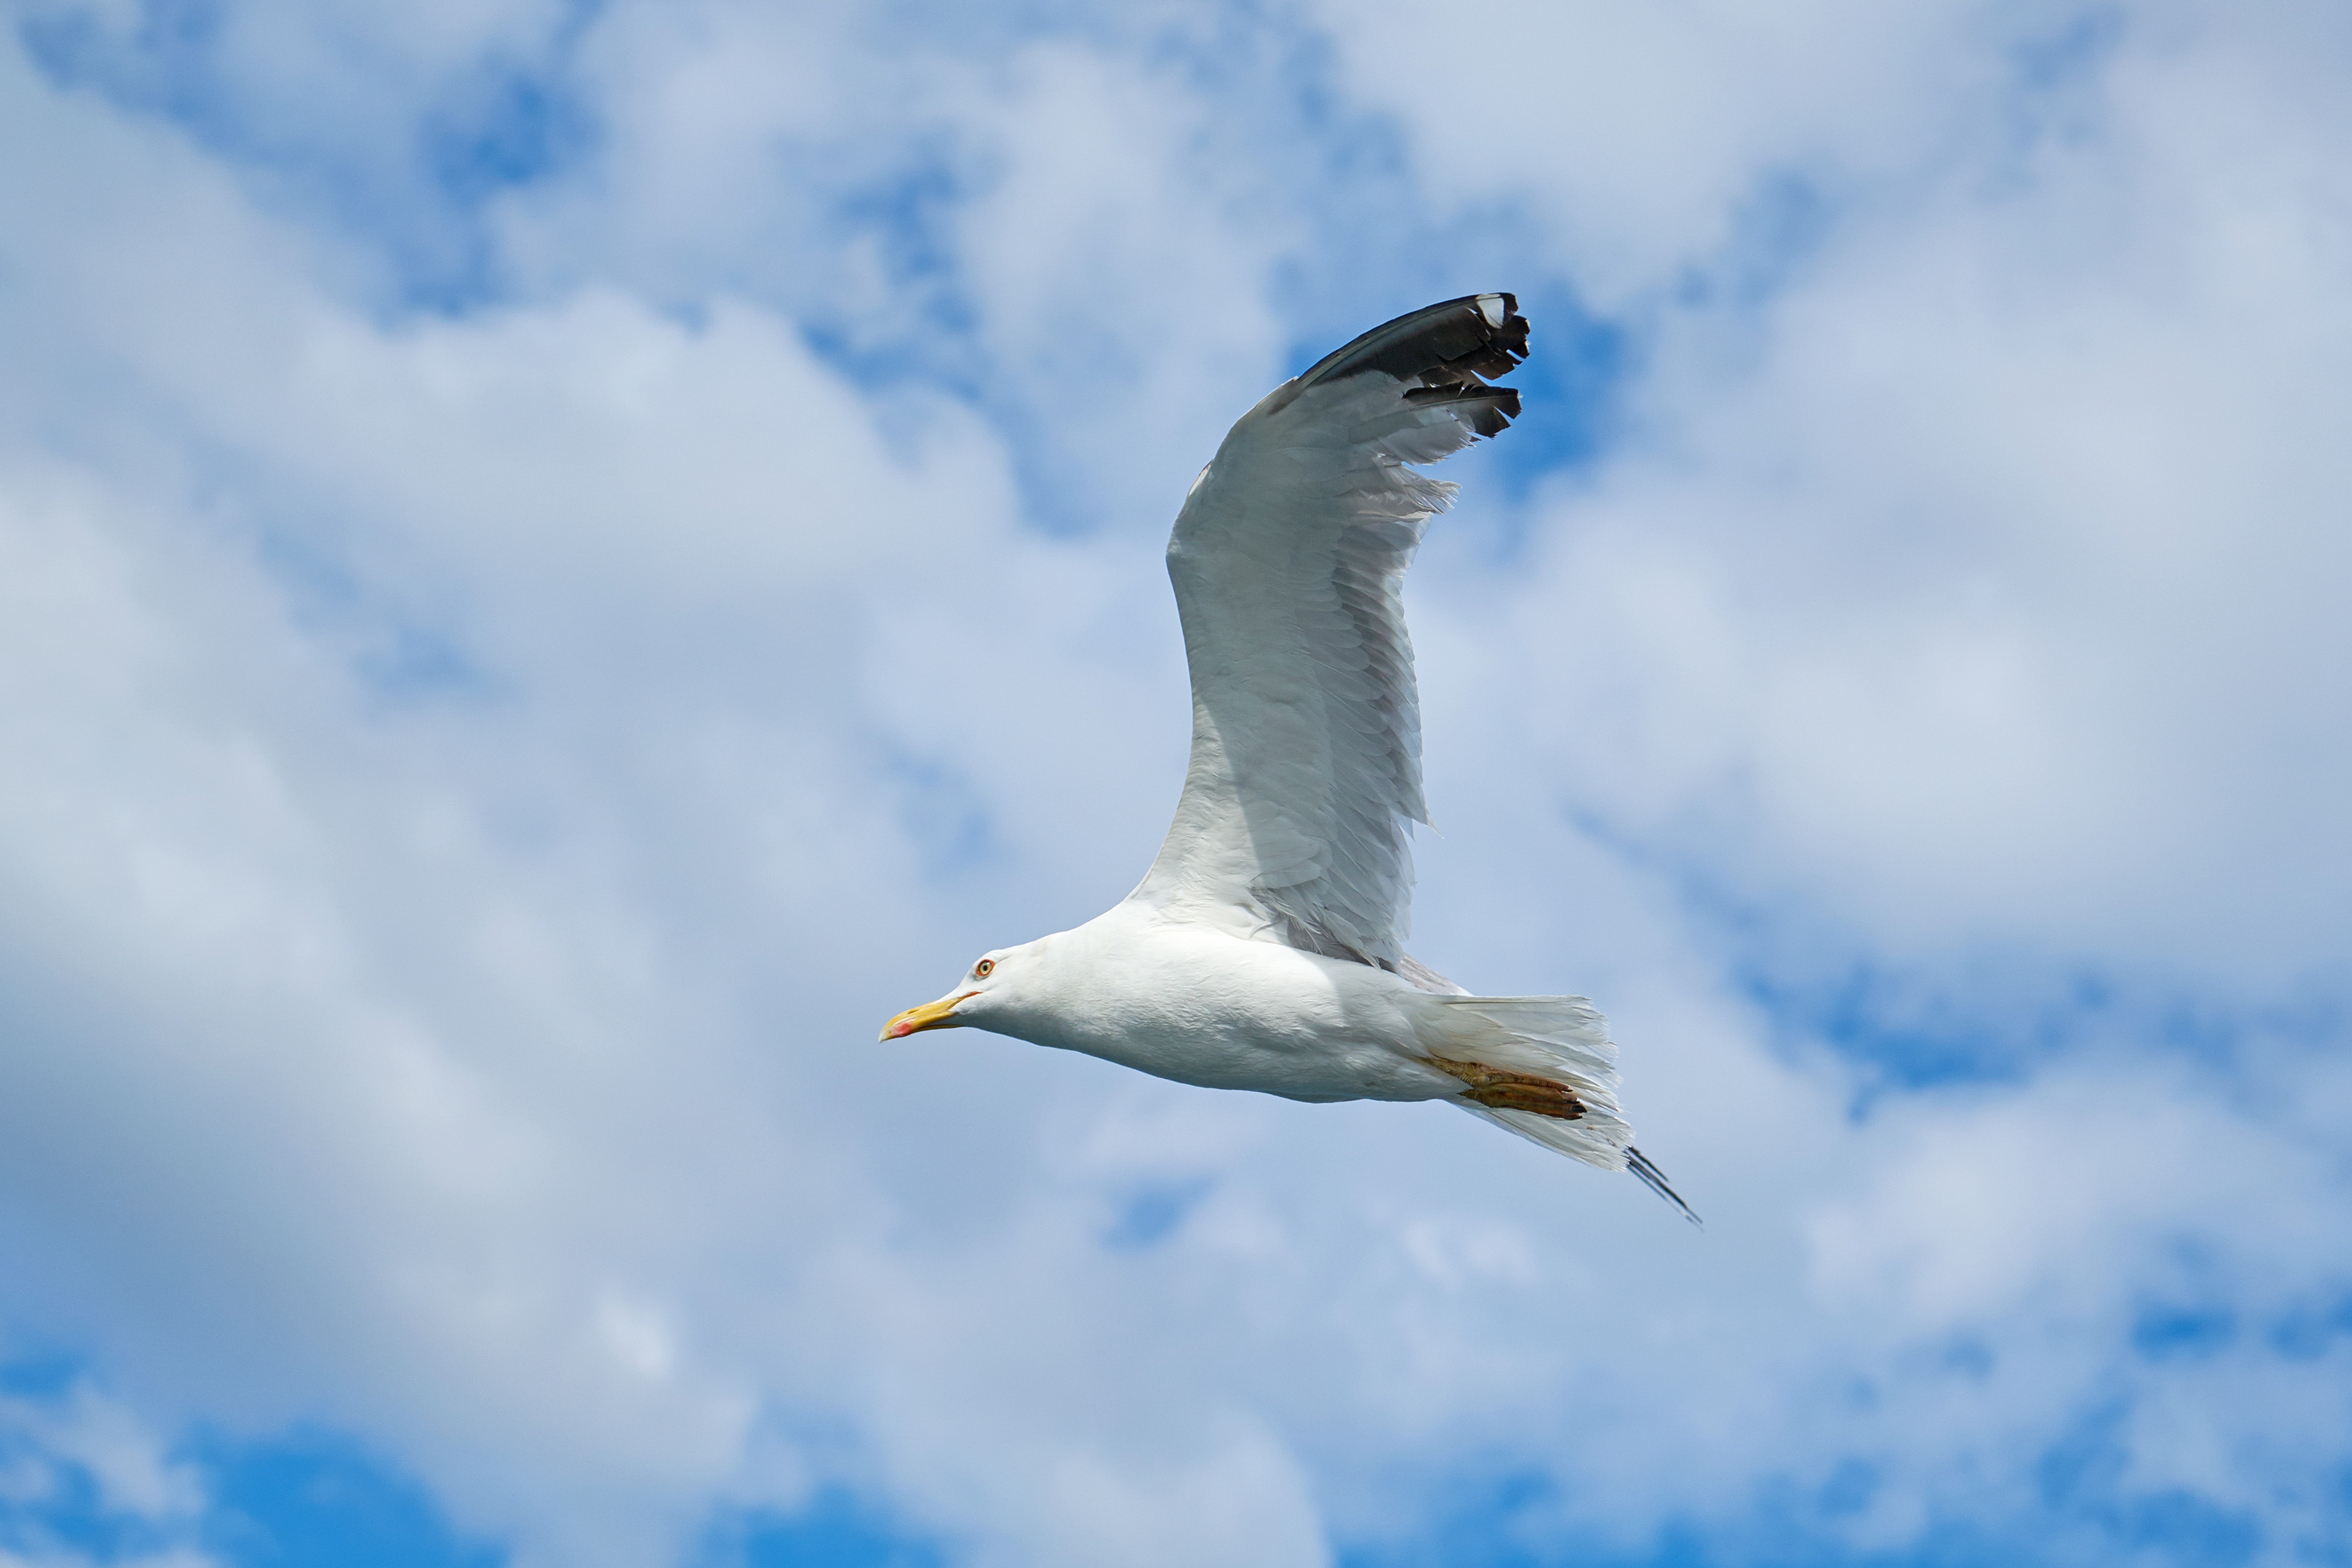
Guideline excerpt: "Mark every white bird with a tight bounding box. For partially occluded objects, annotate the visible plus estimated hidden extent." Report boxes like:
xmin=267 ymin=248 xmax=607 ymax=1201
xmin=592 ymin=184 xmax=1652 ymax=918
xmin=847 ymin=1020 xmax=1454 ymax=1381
xmin=884 ymin=295 xmax=1694 ymax=1221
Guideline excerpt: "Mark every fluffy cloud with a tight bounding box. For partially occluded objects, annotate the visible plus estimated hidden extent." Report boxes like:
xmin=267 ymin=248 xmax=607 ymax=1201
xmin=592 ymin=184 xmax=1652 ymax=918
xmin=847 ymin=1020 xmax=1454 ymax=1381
xmin=0 ymin=1377 xmax=210 ymax=1567
xmin=1 ymin=3 xmax=2348 ymax=1567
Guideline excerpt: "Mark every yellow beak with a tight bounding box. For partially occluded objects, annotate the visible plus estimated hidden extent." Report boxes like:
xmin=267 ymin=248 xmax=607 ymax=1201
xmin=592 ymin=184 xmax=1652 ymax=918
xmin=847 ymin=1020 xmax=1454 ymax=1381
xmin=880 ymin=991 xmax=977 ymax=1041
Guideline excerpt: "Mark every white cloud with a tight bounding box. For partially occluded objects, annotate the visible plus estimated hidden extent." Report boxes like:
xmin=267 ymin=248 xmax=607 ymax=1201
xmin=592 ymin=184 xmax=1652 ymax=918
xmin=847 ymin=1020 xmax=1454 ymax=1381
xmin=0 ymin=1378 xmax=212 ymax=1568
xmin=0 ymin=1384 xmax=202 ymax=1524
xmin=2 ymin=3 xmax=2349 ymax=1567
xmin=1350 ymin=1 xmax=2352 ymax=992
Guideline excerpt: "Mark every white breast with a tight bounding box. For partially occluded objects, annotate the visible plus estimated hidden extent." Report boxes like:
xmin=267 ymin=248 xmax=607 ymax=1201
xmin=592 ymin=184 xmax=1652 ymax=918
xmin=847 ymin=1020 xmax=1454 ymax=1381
xmin=1008 ymin=905 xmax=1466 ymax=1105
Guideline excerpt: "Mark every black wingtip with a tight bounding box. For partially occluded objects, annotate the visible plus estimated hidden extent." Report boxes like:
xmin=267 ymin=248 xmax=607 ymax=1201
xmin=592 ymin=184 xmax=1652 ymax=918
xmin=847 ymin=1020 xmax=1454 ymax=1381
xmin=1626 ymin=1146 xmax=1704 ymax=1229
xmin=1297 ymin=293 xmax=1531 ymax=395
xmin=1403 ymin=382 xmax=1521 ymax=436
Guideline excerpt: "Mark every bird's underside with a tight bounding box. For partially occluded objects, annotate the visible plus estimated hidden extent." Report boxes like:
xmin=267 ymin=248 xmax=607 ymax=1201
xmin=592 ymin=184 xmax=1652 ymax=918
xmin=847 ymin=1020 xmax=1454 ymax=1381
xmin=883 ymin=293 xmax=1699 ymax=1226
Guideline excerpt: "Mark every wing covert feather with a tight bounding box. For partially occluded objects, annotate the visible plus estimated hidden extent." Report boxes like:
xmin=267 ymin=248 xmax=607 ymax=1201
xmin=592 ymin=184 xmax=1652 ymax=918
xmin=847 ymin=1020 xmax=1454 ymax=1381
xmin=1129 ymin=295 xmax=1530 ymax=971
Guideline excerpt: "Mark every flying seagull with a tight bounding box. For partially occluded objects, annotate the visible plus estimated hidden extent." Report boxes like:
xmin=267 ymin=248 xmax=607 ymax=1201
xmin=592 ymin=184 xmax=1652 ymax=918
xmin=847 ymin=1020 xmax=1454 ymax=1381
xmin=884 ymin=295 xmax=1695 ymax=1222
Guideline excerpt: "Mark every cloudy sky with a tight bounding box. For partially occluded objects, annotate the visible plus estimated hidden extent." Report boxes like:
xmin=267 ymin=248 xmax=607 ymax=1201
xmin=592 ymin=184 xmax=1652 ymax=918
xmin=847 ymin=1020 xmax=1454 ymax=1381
xmin=3 ymin=2 xmax=2349 ymax=1565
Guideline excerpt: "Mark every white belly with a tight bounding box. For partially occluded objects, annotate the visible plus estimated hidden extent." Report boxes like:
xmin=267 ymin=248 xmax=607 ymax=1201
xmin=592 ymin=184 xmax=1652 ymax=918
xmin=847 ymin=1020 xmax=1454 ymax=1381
xmin=999 ymin=911 xmax=1462 ymax=1105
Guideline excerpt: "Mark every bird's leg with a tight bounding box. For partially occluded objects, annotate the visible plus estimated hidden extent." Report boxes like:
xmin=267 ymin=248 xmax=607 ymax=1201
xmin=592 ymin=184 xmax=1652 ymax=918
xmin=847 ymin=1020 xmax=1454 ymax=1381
xmin=1426 ymin=1055 xmax=1587 ymax=1120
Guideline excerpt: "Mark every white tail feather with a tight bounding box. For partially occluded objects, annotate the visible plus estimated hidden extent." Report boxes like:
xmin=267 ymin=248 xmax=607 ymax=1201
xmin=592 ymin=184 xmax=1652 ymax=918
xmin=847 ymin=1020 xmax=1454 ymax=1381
xmin=1457 ymin=1101 xmax=1630 ymax=1171
xmin=1422 ymin=993 xmax=1704 ymax=1222
xmin=1420 ymin=994 xmax=1633 ymax=1170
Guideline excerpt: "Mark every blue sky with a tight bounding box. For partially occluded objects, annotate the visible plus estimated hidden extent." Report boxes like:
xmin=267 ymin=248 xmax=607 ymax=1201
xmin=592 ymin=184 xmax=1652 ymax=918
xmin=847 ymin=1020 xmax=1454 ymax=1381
xmin=3 ymin=1 xmax=2349 ymax=1565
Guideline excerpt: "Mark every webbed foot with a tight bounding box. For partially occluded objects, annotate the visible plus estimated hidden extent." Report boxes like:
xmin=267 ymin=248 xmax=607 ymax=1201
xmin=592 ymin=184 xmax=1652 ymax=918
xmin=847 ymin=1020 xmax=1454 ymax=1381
xmin=1427 ymin=1054 xmax=1587 ymax=1120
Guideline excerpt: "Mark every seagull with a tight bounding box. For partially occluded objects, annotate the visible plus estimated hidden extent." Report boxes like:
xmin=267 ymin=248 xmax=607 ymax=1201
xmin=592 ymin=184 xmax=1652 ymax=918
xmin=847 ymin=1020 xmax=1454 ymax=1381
xmin=884 ymin=295 xmax=1695 ymax=1222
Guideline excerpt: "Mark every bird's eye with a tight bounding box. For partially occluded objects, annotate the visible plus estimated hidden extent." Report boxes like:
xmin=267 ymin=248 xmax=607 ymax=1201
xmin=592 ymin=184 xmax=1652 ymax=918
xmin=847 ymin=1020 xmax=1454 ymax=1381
xmin=975 ymin=958 xmax=995 ymax=978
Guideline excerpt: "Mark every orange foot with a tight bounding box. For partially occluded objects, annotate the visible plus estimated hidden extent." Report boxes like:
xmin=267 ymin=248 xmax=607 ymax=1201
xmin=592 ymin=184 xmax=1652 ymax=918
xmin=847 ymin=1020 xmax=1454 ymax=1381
xmin=1427 ymin=1055 xmax=1587 ymax=1120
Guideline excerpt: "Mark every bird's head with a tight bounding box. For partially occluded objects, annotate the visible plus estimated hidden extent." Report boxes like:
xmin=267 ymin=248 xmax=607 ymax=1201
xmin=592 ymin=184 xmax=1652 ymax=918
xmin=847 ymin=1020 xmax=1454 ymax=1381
xmin=879 ymin=942 xmax=1033 ymax=1041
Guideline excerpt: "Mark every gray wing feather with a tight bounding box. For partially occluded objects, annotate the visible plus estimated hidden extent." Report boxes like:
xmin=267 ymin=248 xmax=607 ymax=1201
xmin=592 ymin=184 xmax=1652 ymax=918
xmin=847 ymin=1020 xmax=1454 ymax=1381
xmin=1129 ymin=295 xmax=1530 ymax=976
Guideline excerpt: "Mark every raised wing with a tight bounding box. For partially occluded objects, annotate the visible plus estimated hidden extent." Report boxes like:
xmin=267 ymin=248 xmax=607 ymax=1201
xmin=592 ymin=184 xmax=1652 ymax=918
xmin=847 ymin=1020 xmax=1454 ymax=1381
xmin=1128 ymin=295 xmax=1530 ymax=975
